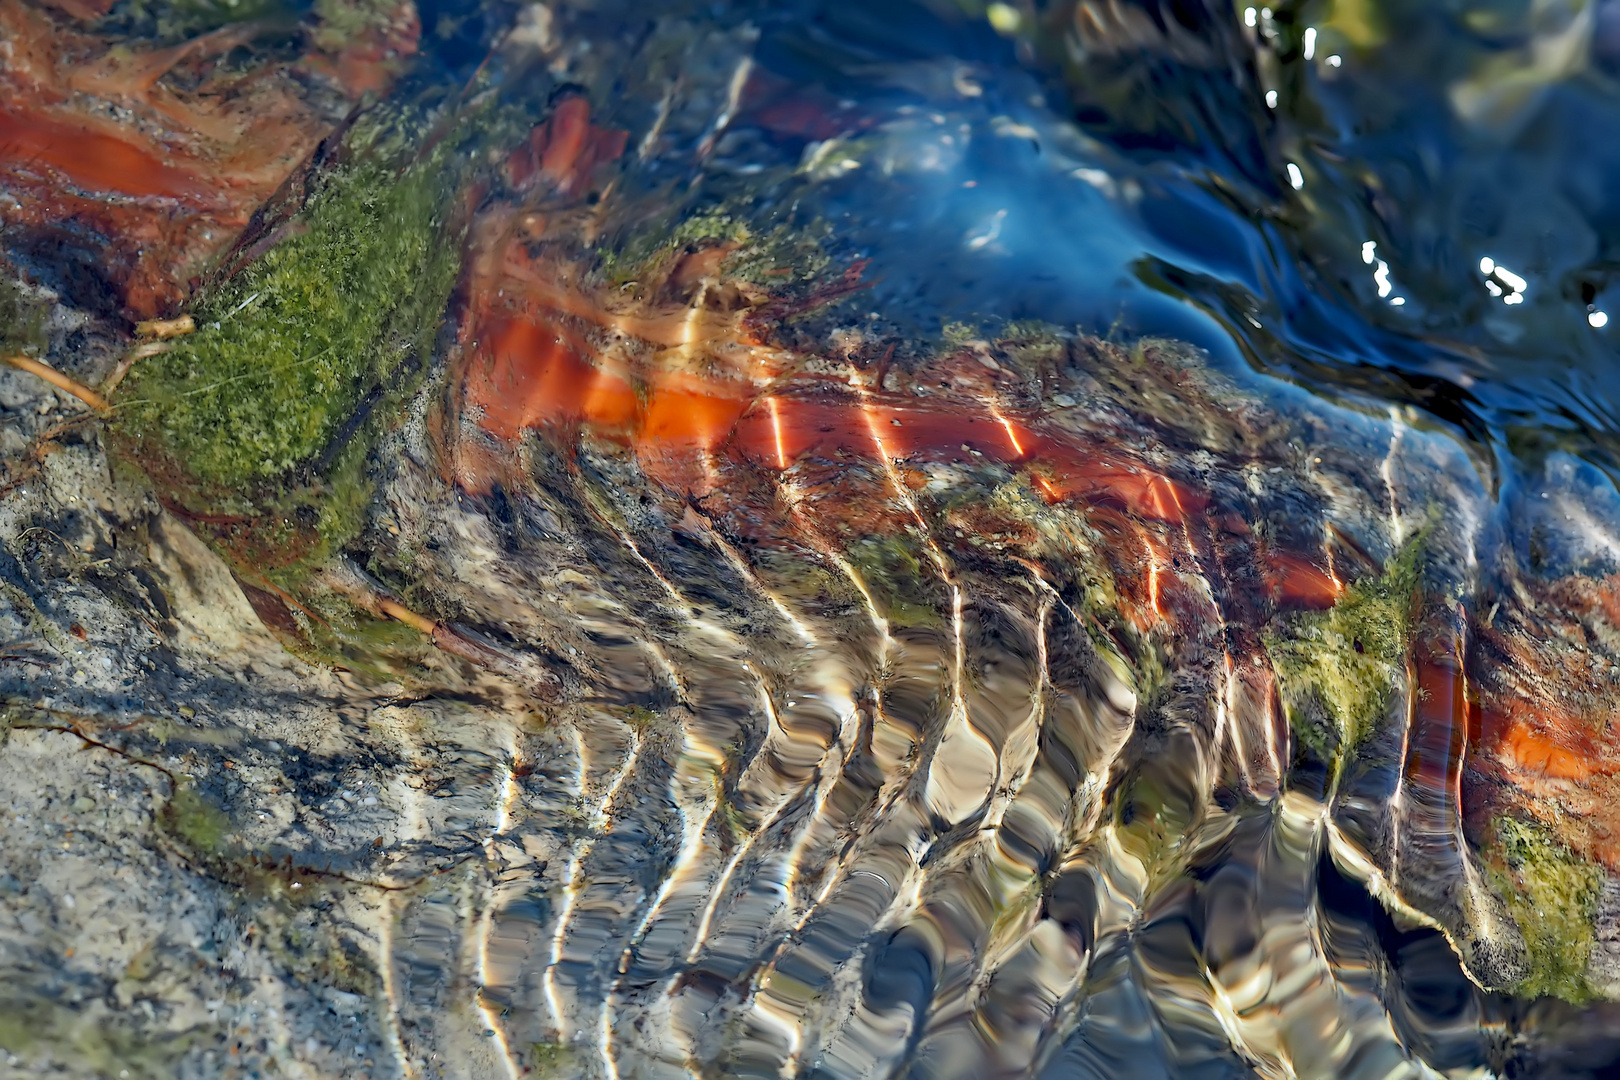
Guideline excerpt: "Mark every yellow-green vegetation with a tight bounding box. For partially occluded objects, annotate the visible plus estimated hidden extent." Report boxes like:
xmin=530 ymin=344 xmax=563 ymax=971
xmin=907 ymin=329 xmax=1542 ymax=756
xmin=600 ymin=210 xmax=748 ymax=284
xmin=112 ymin=109 xmax=467 ymax=585
xmin=0 ymin=274 xmax=47 ymax=358
xmin=1266 ymin=537 xmax=1422 ymax=771
xmin=847 ymin=534 xmax=946 ymax=630
xmin=114 ymin=0 xmax=290 ymax=38
xmin=598 ymin=207 xmax=833 ymax=293
xmin=0 ymin=993 xmax=193 ymax=1079
xmin=117 ymin=156 xmax=455 ymax=488
xmin=116 ymin=0 xmax=402 ymax=45
xmin=619 ymin=705 xmax=660 ymax=730
xmin=301 ymin=587 xmax=435 ymax=679
xmin=311 ymin=0 xmax=408 ymax=51
xmin=1490 ymin=816 xmax=1602 ymax=1003
xmin=529 ymin=1041 xmax=574 ymax=1076
xmin=160 ymin=782 xmax=233 ymax=854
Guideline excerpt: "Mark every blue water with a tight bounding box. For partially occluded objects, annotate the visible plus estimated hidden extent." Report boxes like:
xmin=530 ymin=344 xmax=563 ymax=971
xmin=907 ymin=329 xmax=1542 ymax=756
xmin=605 ymin=0 xmax=1620 ymax=486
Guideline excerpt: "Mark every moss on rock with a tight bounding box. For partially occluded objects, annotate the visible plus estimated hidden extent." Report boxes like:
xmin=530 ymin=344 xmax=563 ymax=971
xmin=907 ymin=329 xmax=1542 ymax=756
xmin=111 ymin=106 xmax=469 ymax=590
xmin=1489 ymin=816 xmax=1603 ymax=1003
xmin=116 ymin=155 xmax=455 ymax=490
xmin=1266 ymin=536 xmax=1422 ymax=772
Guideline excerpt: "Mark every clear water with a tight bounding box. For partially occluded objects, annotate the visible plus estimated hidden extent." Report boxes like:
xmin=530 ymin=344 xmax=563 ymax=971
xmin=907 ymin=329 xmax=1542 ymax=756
xmin=687 ymin=0 xmax=1620 ymax=480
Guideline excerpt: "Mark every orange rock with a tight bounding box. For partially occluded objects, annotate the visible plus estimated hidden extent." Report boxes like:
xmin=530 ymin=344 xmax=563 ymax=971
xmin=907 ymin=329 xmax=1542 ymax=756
xmin=0 ymin=0 xmax=420 ymax=318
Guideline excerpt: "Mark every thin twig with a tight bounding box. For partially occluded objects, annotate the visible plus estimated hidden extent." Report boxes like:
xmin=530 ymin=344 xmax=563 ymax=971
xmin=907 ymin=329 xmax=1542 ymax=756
xmin=102 ymin=341 xmax=171 ymax=395
xmin=2 ymin=355 xmax=110 ymax=414
xmin=377 ymin=596 xmax=438 ymax=635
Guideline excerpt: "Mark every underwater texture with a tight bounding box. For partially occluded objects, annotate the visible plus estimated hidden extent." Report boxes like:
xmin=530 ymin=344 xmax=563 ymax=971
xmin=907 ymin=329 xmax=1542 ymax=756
xmin=5 ymin=0 xmax=1620 ymax=1077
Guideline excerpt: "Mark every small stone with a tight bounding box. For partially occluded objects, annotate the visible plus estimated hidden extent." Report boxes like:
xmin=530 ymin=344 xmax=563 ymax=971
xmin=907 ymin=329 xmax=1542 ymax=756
xmin=71 ymin=796 xmax=94 ymax=813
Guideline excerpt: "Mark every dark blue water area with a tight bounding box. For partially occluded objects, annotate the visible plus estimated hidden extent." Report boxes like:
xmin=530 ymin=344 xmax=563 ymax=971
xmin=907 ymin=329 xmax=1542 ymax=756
xmin=606 ymin=0 xmax=1620 ymax=492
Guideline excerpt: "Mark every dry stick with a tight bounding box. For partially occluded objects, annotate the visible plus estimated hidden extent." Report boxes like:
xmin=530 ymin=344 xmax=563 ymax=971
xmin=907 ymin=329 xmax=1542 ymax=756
xmin=134 ymin=314 xmax=196 ymax=339
xmin=377 ymin=596 xmax=438 ymax=635
xmin=2 ymin=354 xmax=110 ymax=414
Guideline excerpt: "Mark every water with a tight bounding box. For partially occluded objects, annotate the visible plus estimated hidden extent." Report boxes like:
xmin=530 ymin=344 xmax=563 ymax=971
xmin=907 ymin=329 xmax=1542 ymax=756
xmin=703 ymin=0 xmax=1620 ymax=478
xmin=4 ymin=1 xmax=1620 ymax=1078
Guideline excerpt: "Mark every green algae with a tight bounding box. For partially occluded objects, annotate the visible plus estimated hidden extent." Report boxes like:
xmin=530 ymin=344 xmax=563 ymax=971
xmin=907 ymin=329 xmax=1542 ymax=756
xmin=294 ymin=583 xmax=435 ymax=680
xmin=529 ymin=1041 xmax=574 ymax=1076
xmin=1266 ymin=536 xmax=1423 ymax=772
xmin=110 ymin=105 xmax=469 ymax=592
xmin=114 ymin=0 xmax=400 ymax=46
xmin=599 ymin=205 xmax=835 ymax=299
xmin=112 ymin=0 xmax=291 ymax=38
xmin=0 ymin=274 xmax=48 ymax=359
xmin=0 ymin=994 xmax=195 ymax=1079
xmin=310 ymin=0 xmax=406 ymax=50
xmin=1489 ymin=816 xmax=1603 ymax=1003
xmin=599 ymin=210 xmax=749 ymax=285
xmin=116 ymin=156 xmax=454 ymax=489
xmin=847 ymin=534 xmax=947 ymax=630
xmin=160 ymin=782 xmax=233 ymax=854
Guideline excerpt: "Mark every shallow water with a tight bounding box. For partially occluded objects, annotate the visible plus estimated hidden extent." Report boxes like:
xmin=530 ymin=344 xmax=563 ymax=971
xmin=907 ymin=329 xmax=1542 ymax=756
xmin=4 ymin=1 xmax=1620 ymax=1078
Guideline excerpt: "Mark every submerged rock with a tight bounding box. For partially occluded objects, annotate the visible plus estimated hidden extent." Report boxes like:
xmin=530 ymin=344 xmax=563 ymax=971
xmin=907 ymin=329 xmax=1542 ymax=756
xmin=6 ymin=2 xmax=1620 ymax=1078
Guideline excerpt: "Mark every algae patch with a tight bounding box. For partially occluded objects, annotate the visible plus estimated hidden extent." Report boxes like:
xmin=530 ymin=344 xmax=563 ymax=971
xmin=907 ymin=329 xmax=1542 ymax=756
xmin=116 ymin=156 xmax=456 ymax=489
xmin=0 ymin=273 xmax=48 ymax=359
xmin=160 ymin=782 xmax=234 ymax=854
xmin=1266 ymin=538 xmax=1422 ymax=771
xmin=847 ymin=534 xmax=947 ymax=630
xmin=111 ymin=109 xmax=468 ymax=587
xmin=1489 ymin=816 xmax=1603 ymax=1003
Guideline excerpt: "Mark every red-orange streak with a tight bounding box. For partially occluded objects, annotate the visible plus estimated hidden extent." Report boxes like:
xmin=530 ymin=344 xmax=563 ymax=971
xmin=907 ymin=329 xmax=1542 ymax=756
xmin=465 ymin=316 xmax=636 ymax=440
xmin=0 ymin=110 xmax=214 ymax=200
xmin=729 ymin=395 xmax=1200 ymax=524
xmin=1476 ymin=707 xmax=1597 ymax=782
xmin=1266 ymin=552 xmax=1344 ymax=611
xmin=467 ymin=315 xmax=757 ymax=451
xmin=465 ymin=332 xmax=1208 ymax=528
xmin=540 ymin=97 xmax=592 ymax=178
xmin=639 ymin=373 xmax=751 ymax=451
xmin=1405 ymin=656 xmax=1468 ymax=790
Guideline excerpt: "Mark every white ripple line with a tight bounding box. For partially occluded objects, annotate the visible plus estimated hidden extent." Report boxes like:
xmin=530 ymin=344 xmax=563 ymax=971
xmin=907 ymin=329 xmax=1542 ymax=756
xmin=846 ymin=365 xmax=974 ymax=816
xmin=685 ymin=681 xmax=804 ymax=963
xmin=1381 ymin=408 xmax=1407 ymax=545
xmin=477 ymin=728 xmax=521 ymax=1080
xmin=981 ymin=591 xmax=1053 ymax=833
xmin=543 ymin=720 xmax=643 ymax=1039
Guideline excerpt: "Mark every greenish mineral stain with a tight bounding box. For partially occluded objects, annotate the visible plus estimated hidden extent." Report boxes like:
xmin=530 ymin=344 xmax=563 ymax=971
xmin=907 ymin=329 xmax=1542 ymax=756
xmin=1491 ymin=816 xmax=1602 ymax=1003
